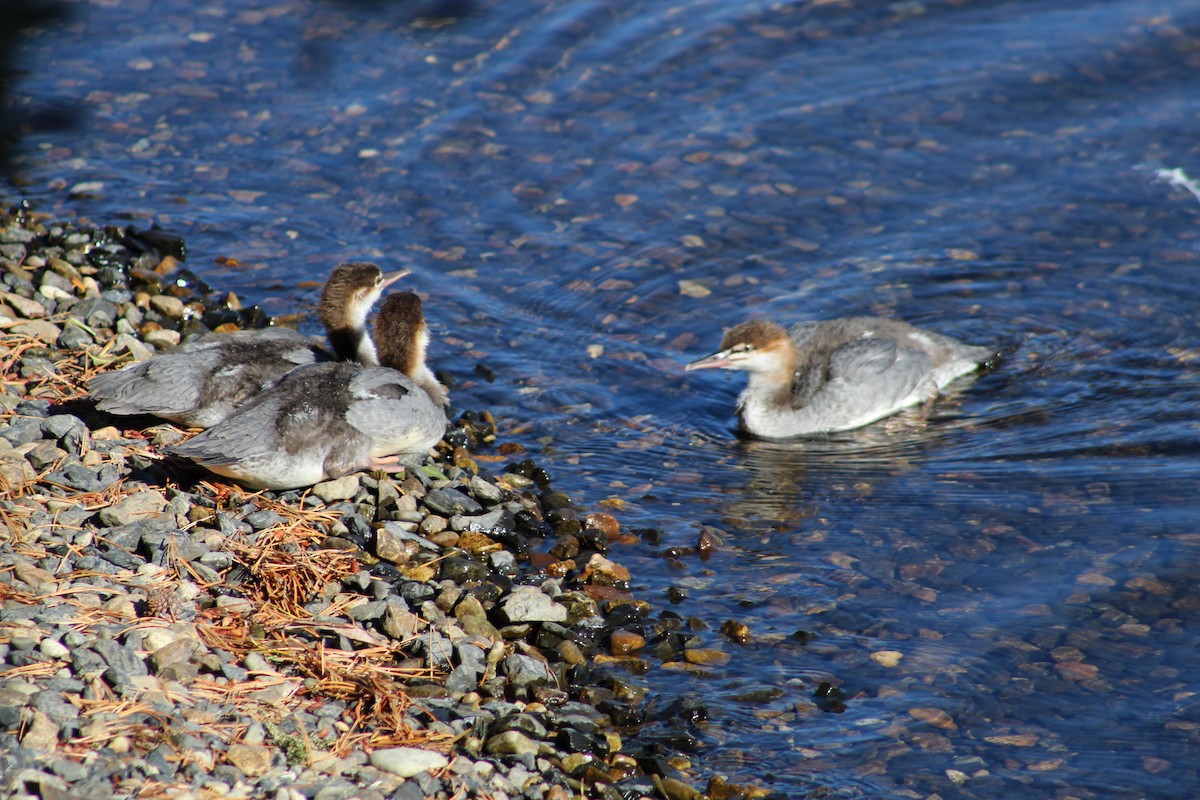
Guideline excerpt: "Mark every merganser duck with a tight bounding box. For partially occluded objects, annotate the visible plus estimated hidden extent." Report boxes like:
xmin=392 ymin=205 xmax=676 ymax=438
xmin=88 ymin=261 xmax=406 ymax=428
xmin=686 ymin=317 xmax=994 ymax=437
xmin=169 ymin=291 xmax=449 ymax=490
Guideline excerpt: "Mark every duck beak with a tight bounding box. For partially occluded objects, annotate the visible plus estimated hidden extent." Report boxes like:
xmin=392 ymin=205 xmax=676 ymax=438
xmin=380 ymin=268 xmax=412 ymax=289
xmin=685 ymin=349 xmax=733 ymax=371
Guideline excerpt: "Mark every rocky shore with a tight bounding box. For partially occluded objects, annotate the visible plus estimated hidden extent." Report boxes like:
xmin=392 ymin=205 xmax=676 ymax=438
xmin=0 ymin=203 xmax=742 ymax=800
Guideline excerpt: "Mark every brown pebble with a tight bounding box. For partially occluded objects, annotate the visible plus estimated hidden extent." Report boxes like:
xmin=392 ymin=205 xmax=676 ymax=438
xmin=581 ymin=553 xmax=631 ymax=587
xmin=683 ymin=648 xmax=731 ymax=667
xmin=583 ymin=512 xmax=620 ymax=541
xmin=720 ymin=620 xmax=751 ymax=644
xmin=697 ymin=527 xmax=723 ymax=558
xmin=544 ymin=559 xmax=575 ymax=578
xmin=609 ymin=630 xmax=645 ymax=656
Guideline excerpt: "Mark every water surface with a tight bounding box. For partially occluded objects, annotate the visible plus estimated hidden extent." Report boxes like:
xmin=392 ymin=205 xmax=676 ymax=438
xmin=9 ymin=0 xmax=1200 ymax=796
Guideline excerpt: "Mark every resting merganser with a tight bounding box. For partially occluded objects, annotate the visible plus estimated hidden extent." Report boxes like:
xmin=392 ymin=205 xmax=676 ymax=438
xmin=686 ymin=317 xmax=994 ymax=437
xmin=88 ymin=261 xmax=407 ymax=428
xmin=169 ymin=291 xmax=449 ymax=490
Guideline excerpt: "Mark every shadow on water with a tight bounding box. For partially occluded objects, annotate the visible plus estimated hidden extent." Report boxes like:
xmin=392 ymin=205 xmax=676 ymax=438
xmin=8 ymin=0 xmax=1200 ymax=796
xmin=0 ymin=0 xmax=77 ymax=176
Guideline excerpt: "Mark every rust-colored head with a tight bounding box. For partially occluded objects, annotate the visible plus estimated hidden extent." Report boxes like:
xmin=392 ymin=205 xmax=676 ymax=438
xmin=686 ymin=319 xmax=790 ymax=372
xmin=373 ymin=291 xmax=427 ymax=377
xmin=318 ymin=261 xmax=409 ymax=332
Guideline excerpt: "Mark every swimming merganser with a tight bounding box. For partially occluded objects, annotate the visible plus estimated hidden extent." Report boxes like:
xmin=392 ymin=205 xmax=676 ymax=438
xmin=169 ymin=291 xmax=449 ymax=490
xmin=686 ymin=317 xmax=994 ymax=437
xmin=88 ymin=261 xmax=406 ymax=428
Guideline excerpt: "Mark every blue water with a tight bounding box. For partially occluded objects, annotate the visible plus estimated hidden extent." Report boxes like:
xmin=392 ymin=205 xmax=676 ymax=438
xmin=8 ymin=0 xmax=1200 ymax=795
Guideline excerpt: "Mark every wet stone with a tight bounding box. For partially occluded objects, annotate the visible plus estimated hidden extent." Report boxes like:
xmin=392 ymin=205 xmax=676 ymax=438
xmin=504 ymin=653 xmax=553 ymax=690
xmin=423 ymin=487 xmax=483 ymax=517
xmin=485 ymin=730 xmax=539 ymax=757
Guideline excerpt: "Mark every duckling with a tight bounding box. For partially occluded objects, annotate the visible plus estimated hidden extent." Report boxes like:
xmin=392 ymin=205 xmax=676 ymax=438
xmin=169 ymin=291 xmax=448 ymax=490
xmin=686 ymin=316 xmax=994 ymax=437
xmin=88 ymin=261 xmax=406 ymax=428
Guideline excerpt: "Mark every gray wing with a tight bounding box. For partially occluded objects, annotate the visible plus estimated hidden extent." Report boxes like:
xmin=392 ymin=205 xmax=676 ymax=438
xmin=827 ymin=337 xmax=931 ymax=406
xmin=167 ymin=394 xmax=291 ymax=467
xmin=343 ymin=369 xmax=448 ymax=455
xmin=90 ymin=330 xmax=321 ymax=426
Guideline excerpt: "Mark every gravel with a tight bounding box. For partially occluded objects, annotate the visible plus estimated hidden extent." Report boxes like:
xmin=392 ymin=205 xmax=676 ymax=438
xmin=0 ymin=203 xmax=720 ymax=800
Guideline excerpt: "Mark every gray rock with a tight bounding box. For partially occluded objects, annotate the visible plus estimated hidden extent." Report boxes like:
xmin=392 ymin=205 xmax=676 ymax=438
xmin=310 ymin=474 xmax=360 ymax=503
xmin=96 ymin=491 xmax=166 ymax=528
xmin=346 ymin=600 xmax=388 ymax=622
xmin=1 ymin=416 xmax=43 ymax=446
xmin=488 ymin=550 xmax=518 ymax=577
xmin=445 ymin=663 xmax=480 ymax=696
xmin=89 ymin=638 xmax=148 ymax=678
xmin=243 ymin=509 xmax=285 ymax=530
xmin=150 ymin=639 xmax=199 ymax=674
xmin=141 ymin=530 xmax=207 ymax=563
xmin=450 ymin=507 xmax=508 ymax=533
xmin=31 ymin=690 xmax=80 ymax=723
xmin=422 ymin=487 xmax=483 ymax=517
xmin=22 ymin=440 xmax=64 ymax=471
xmin=500 ymin=587 xmax=568 ymax=624
xmin=415 ymin=631 xmax=454 ymax=671
xmin=496 ymin=711 xmax=547 ymax=740
xmin=380 ymin=521 xmax=440 ymax=551
xmin=70 ymin=297 xmax=119 ymax=328
xmin=45 ymin=464 xmax=111 ymax=493
xmin=0 ymin=450 xmax=37 ymax=487
xmin=42 ymin=414 xmax=88 ymax=454
xmin=467 ymin=475 xmax=504 ymax=504
xmin=368 ymin=746 xmax=449 ymax=777
xmin=503 ymin=653 xmax=553 ymax=691
xmin=57 ymin=325 xmax=94 ymax=350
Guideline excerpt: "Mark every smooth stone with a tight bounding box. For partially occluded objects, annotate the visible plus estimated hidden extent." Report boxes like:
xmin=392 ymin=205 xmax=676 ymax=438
xmin=610 ymin=630 xmax=646 ymax=655
xmin=21 ymin=709 xmax=60 ymax=751
xmin=373 ymin=525 xmax=411 ymax=564
xmin=484 ymin=730 xmax=539 ymax=757
xmin=1 ymin=290 xmax=46 ymax=318
xmin=368 ymin=746 xmax=449 ymax=777
xmin=149 ymin=294 xmax=186 ymax=318
xmin=143 ymin=328 xmax=181 ymax=349
xmin=311 ymin=474 xmax=360 ymax=503
xmin=683 ymin=648 xmax=732 ymax=667
xmin=503 ymin=653 xmax=553 ymax=689
xmin=499 ymin=586 xmax=567 ymax=624
xmin=97 ymin=491 xmax=167 ymax=527
xmin=422 ymin=487 xmax=483 ymax=517
xmin=226 ymin=743 xmax=273 ymax=776
xmin=12 ymin=319 xmax=62 ymax=343
xmin=467 ymin=475 xmax=504 ymax=504
xmin=150 ymin=638 xmax=199 ymax=674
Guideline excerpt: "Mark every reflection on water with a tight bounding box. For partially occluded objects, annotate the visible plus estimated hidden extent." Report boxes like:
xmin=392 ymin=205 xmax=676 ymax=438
xmin=10 ymin=0 xmax=1200 ymax=796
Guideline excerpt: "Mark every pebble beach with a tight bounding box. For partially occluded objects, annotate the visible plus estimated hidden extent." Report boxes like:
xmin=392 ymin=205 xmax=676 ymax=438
xmin=0 ymin=203 xmax=745 ymax=800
